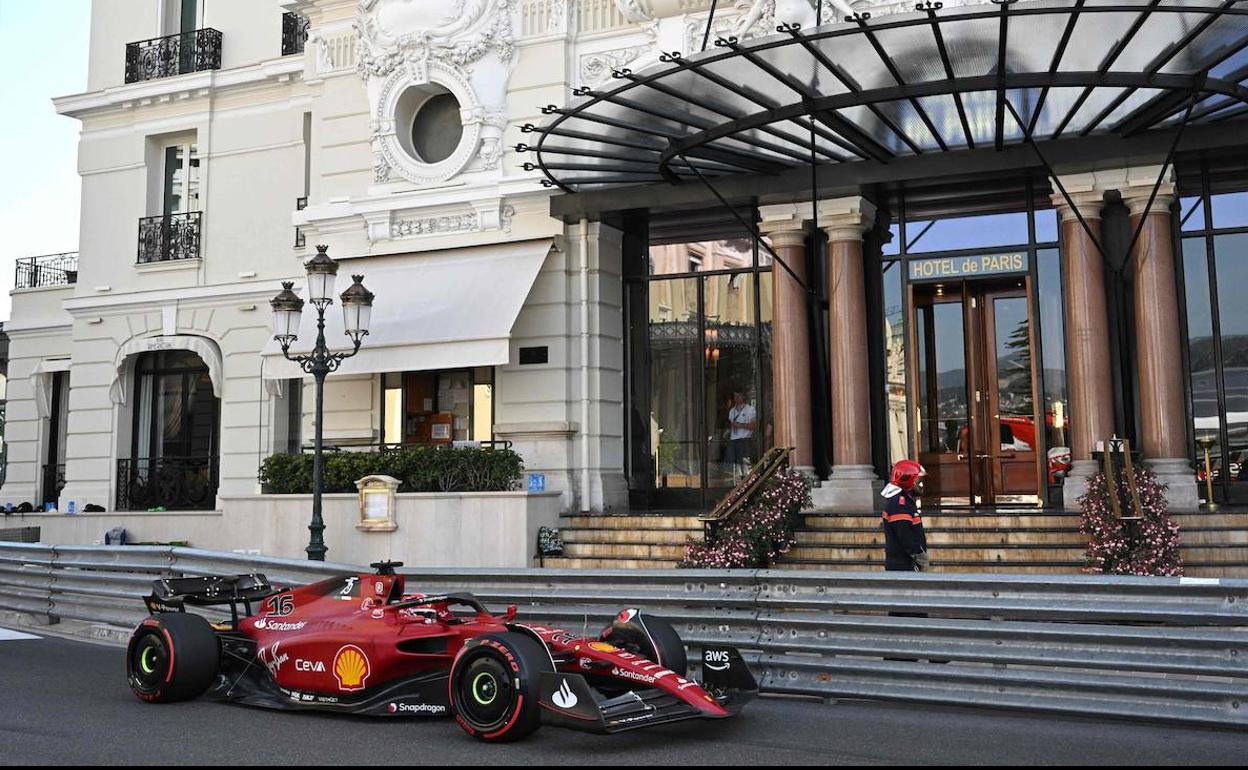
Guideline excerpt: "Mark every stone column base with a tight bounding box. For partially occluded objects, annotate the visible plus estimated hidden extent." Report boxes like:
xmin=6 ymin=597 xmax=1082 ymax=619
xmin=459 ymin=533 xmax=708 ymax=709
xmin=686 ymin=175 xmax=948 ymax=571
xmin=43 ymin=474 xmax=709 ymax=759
xmin=811 ymin=465 xmax=879 ymax=511
xmin=1145 ymin=457 xmax=1200 ymax=512
xmin=1061 ymin=459 xmax=1099 ymax=511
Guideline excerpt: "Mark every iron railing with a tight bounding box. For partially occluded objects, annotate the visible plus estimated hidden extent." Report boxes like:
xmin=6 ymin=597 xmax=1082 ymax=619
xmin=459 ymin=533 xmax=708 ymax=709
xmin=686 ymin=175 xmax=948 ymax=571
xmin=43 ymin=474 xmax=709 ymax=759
xmin=115 ymin=456 xmax=219 ymax=511
xmin=124 ymin=28 xmax=222 ymax=84
xmin=294 ymin=196 xmax=307 ymax=248
xmin=39 ymin=463 xmax=65 ymax=509
xmin=1 ymin=544 xmax=1247 ymax=727
xmin=281 ymin=12 xmax=310 ymax=56
xmin=137 ymin=212 xmax=202 ymax=264
xmin=14 ymin=253 xmax=78 ymax=290
xmin=299 ymin=439 xmax=514 ymax=453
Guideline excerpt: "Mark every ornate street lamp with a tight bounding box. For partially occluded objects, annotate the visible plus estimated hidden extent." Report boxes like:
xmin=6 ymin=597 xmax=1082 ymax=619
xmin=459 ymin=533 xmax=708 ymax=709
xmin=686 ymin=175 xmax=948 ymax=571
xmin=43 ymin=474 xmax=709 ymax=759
xmin=270 ymin=244 xmax=374 ymax=561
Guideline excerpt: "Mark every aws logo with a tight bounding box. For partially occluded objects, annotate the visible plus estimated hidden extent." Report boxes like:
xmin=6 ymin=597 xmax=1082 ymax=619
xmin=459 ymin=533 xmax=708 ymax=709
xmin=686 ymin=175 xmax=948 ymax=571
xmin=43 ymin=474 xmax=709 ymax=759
xmin=333 ymin=645 xmax=371 ymax=691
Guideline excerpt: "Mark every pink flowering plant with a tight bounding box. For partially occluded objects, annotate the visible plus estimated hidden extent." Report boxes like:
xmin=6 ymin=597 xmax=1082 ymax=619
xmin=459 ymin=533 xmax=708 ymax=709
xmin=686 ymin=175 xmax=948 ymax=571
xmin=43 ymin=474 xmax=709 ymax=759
xmin=680 ymin=467 xmax=812 ymax=569
xmin=1078 ymin=467 xmax=1183 ymax=577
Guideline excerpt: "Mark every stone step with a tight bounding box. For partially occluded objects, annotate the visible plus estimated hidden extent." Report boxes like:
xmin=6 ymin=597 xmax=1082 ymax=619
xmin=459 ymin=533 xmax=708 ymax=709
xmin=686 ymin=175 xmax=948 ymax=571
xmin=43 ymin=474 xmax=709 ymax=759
xmin=561 ymin=528 xmax=704 ymax=545
xmin=561 ymin=514 xmax=704 ymax=530
xmin=794 ymin=529 xmax=1088 ymax=546
xmin=561 ymin=542 xmax=689 ymax=559
xmin=1179 ymin=546 xmax=1248 ymax=562
xmin=538 ymin=556 xmax=679 ymax=570
xmin=776 ymin=561 xmax=1083 ymax=574
xmin=804 ymin=513 xmax=1082 ymax=529
xmin=784 ymin=544 xmax=1090 ymax=563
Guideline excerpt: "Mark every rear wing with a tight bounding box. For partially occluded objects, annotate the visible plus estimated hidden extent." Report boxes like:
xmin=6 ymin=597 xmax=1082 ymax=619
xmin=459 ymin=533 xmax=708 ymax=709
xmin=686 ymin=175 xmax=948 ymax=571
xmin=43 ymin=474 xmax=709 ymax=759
xmin=144 ymin=573 xmax=278 ymax=626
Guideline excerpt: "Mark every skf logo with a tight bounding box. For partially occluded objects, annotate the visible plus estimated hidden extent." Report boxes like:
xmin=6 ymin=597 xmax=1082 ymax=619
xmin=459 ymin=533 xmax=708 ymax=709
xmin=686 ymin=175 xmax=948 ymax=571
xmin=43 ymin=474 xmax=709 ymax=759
xmin=333 ymin=645 xmax=371 ymax=691
xmin=703 ymin=649 xmax=731 ymax=672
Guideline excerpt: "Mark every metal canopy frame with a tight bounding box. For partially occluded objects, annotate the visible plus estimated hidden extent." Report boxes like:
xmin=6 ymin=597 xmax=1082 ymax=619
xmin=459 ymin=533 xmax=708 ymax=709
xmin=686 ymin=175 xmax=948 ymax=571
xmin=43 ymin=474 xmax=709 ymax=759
xmin=521 ymin=0 xmax=1248 ymax=206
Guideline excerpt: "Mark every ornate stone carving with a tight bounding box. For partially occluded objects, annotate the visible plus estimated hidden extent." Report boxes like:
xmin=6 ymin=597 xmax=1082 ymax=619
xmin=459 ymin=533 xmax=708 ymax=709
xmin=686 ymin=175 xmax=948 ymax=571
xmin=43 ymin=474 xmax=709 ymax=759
xmin=580 ymin=45 xmax=650 ymax=87
xmin=391 ymin=212 xmax=480 ymax=238
xmin=389 ymin=203 xmax=517 ymax=238
xmin=356 ymin=0 xmax=515 ymax=186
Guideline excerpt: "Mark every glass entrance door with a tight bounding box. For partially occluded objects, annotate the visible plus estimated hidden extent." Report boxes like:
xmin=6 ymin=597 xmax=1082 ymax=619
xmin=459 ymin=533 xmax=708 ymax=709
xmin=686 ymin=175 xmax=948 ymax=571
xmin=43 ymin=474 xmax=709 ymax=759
xmin=911 ymin=279 xmax=1043 ymax=506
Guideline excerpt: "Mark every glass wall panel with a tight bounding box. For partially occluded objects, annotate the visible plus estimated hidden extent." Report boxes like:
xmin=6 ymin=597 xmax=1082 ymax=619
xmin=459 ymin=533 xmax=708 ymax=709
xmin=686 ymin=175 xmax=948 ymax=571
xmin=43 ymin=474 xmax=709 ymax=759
xmin=704 ymin=273 xmax=761 ymax=493
xmin=905 ymin=211 xmax=1031 ymax=253
xmin=882 ymin=261 xmax=908 ymax=466
xmin=649 ymin=238 xmax=753 ymax=275
xmin=1037 ymin=248 xmax=1070 ymax=484
xmin=649 ymin=277 xmax=703 ymax=491
xmin=1214 ymin=232 xmax=1248 ymax=486
xmin=1184 ymin=237 xmax=1222 ymax=498
xmin=1211 ymin=191 xmax=1248 ymax=229
xmin=1180 ymin=195 xmax=1206 ymax=232
xmin=1034 ymin=209 xmax=1059 ymax=243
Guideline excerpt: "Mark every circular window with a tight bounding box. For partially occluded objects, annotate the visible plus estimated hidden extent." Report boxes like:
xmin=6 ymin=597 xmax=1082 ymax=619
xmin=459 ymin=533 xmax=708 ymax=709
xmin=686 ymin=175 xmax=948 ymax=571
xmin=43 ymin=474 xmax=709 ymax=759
xmin=411 ymin=93 xmax=463 ymax=164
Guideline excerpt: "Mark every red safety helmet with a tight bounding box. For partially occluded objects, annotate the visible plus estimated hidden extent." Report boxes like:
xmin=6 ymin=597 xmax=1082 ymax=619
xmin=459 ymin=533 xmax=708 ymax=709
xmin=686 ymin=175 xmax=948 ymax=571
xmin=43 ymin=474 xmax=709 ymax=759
xmin=881 ymin=459 xmax=926 ymax=498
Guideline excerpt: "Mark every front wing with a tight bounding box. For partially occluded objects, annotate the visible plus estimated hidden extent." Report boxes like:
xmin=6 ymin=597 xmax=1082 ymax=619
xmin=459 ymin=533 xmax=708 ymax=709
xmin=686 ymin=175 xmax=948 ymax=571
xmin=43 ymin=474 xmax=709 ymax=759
xmin=537 ymin=646 xmax=758 ymax=734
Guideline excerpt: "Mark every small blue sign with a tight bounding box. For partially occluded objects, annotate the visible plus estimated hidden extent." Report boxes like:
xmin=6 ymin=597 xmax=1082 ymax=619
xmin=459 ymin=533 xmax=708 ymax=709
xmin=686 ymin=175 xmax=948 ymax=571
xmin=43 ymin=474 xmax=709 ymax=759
xmin=527 ymin=473 xmax=546 ymax=493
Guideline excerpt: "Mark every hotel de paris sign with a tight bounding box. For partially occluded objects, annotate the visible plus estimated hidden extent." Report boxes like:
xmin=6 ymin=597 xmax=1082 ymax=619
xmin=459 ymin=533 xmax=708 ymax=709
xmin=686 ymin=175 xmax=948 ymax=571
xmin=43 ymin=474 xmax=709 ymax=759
xmin=908 ymin=252 xmax=1029 ymax=282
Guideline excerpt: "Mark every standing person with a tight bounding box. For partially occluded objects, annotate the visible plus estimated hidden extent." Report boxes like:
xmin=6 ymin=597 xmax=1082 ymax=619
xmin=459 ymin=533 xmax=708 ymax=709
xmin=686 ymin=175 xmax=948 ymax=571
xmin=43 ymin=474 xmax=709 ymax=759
xmin=725 ymin=390 xmax=757 ymax=475
xmin=880 ymin=459 xmax=930 ymax=572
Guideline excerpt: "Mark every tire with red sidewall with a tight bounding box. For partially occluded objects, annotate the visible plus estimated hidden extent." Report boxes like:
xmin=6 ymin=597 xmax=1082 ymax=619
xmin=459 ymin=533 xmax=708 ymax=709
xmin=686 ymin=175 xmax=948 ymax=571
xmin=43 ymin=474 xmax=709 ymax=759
xmin=449 ymin=632 xmax=552 ymax=742
xmin=126 ymin=612 xmax=219 ymax=703
xmin=604 ymin=609 xmax=688 ymax=677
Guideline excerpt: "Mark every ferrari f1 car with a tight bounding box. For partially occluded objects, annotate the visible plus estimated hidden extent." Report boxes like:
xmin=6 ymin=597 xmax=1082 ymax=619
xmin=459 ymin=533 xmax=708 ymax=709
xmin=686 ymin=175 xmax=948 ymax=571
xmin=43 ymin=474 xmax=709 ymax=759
xmin=124 ymin=562 xmax=757 ymax=742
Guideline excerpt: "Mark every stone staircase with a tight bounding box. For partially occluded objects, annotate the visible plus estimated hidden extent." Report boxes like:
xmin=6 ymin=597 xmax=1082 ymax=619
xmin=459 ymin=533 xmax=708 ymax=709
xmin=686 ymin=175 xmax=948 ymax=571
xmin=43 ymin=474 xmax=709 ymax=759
xmin=538 ymin=514 xmax=704 ymax=569
xmin=539 ymin=509 xmax=1248 ymax=577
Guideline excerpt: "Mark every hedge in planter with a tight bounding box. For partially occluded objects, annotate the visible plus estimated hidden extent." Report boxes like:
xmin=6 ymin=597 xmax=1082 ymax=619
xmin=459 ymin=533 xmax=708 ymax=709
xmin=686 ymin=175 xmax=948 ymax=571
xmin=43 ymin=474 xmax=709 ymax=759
xmin=259 ymin=446 xmax=524 ymax=494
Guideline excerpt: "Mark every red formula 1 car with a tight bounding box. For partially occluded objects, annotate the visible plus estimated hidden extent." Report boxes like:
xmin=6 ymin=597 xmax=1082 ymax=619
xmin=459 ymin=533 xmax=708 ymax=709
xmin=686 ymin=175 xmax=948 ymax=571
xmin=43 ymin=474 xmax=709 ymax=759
xmin=124 ymin=561 xmax=756 ymax=742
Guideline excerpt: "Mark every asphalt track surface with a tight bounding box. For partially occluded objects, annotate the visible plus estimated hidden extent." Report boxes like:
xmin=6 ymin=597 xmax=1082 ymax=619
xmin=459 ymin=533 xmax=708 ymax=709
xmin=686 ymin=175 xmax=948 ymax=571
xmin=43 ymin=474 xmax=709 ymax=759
xmin=1 ymin=628 xmax=1245 ymax=765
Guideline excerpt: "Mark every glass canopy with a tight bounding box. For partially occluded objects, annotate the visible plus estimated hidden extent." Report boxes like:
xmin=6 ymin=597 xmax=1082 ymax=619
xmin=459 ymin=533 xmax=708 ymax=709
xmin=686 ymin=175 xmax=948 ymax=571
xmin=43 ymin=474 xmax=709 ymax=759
xmin=522 ymin=0 xmax=1248 ymax=193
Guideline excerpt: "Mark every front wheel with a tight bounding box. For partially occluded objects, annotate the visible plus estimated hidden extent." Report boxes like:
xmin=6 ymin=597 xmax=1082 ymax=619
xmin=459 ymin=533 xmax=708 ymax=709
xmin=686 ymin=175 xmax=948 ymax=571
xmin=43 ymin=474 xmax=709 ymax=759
xmin=602 ymin=608 xmax=688 ymax=677
xmin=126 ymin=612 xmax=219 ymax=703
xmin=449 ymin=632 xmax=552 ymax=742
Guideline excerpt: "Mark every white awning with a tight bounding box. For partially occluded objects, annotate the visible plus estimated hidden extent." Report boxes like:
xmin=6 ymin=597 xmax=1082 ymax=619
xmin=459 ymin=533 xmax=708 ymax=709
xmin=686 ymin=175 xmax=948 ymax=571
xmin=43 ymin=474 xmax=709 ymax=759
xmin=262 ymin=239 xmax=554 ymax=378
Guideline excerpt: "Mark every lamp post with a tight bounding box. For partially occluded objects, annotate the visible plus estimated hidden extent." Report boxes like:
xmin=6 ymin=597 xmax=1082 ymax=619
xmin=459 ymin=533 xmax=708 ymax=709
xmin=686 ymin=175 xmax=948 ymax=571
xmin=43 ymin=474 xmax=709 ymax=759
xmin=270 ymin=244 xmax=374 ymax=561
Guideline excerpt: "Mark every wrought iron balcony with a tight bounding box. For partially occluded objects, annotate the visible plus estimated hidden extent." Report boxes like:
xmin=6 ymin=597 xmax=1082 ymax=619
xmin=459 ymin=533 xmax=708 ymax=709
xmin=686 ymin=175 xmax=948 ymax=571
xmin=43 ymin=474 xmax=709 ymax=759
xmin=282 ymin=12 xmax=310 ymax=56
xmin=124 ymin=28 xmax=222 ymax=84
xmin=116 ymin=456 xmax=219 ymax=511
xmin=295 ymin=196 xmax=308 ymax=248
xmin=15 ymin=253 xmax=78 ymax=290
xmin=137 ymin=212 xmax=202 ymax=264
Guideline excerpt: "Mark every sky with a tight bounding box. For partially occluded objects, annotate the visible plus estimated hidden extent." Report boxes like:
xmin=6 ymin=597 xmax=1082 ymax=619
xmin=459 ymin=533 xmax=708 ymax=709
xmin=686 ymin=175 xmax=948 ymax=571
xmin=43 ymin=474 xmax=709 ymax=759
xmin=0 ymin=0 xmax=90 ymax=322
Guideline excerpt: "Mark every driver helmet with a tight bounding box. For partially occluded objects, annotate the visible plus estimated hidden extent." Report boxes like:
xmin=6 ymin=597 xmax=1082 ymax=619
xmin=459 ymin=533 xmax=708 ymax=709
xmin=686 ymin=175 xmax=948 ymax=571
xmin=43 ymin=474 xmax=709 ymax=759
xmin=881 ymin=458 xmax=926 ymax=499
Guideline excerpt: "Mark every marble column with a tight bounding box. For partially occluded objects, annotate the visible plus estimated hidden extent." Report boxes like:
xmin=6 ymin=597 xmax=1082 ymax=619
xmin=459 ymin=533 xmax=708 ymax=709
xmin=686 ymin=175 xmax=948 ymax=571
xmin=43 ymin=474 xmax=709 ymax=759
xmin=1123 ymin=179 xmax=1199 ymax=510
xmin=813 ymin=197 xmax=878 ymax=510
xmin=1051 ymin=185 xmax=1115 ymax=510
xmin=758 ymin=207 xmax=813 ymax=474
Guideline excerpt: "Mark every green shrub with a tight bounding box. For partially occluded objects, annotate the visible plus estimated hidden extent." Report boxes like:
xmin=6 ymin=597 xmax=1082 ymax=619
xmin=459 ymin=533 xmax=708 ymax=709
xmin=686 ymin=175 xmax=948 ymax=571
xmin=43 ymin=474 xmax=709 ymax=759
xmin=259 ymin=446 xmax=524 ymax=494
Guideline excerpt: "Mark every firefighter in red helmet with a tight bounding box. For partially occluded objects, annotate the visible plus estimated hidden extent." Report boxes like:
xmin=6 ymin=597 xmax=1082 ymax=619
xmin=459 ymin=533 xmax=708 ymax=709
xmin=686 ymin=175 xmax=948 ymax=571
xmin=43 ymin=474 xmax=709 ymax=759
xmin=880 ymin=459 xmax=930 ymax=572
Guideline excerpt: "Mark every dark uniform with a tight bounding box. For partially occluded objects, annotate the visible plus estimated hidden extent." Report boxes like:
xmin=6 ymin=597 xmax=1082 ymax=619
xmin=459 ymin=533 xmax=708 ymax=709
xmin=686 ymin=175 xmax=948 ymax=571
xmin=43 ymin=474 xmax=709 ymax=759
xmin=881 ymin=492 xmax=927 ymax=571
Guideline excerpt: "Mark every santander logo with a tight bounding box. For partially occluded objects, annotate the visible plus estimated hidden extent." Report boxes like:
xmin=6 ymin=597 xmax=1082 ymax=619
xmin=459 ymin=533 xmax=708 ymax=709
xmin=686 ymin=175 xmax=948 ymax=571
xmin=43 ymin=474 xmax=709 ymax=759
xmin=552 ymin=678 xmax=578 ymax=709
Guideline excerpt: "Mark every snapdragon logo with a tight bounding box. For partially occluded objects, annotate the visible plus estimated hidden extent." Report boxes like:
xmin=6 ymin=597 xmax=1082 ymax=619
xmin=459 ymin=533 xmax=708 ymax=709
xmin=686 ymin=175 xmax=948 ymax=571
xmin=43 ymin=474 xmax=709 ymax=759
xmin=552 ymin=678 xmax=578 ymax=709
xmin=387 ymin=701 xmax=447 ymax=715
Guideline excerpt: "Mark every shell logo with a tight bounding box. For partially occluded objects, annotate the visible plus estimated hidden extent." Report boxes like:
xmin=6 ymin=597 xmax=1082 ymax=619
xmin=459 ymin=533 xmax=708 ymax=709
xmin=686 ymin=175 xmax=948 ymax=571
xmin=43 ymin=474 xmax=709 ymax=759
xmin=332 ymin=645 xmax=371 ymax=691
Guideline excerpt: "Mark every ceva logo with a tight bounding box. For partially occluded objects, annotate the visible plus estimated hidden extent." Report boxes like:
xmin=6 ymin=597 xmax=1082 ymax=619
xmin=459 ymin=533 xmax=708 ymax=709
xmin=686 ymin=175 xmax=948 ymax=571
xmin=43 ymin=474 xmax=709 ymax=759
xmin=552 ymin=678 xmax=578 ymax=709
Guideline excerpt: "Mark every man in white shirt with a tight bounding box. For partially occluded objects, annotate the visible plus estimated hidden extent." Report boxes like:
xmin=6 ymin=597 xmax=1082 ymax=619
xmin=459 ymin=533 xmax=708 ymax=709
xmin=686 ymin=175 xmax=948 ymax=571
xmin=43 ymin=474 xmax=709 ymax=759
xmin=726 ymin=390 xmax=757 ymax=474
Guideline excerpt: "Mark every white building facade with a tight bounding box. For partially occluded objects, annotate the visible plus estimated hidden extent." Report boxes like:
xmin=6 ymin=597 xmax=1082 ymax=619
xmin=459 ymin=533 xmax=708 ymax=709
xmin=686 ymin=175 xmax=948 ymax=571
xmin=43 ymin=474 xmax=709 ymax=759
xmin=6 ymin=0 xmax=786 ymax=547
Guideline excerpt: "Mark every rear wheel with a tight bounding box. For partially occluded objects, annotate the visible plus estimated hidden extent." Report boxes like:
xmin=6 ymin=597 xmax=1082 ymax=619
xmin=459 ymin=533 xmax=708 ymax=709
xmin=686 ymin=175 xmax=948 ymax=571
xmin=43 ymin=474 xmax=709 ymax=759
xmin=603 ymin=608 xmax=688 ymax=676
xmin=126 ymin=612 xmax=219 ymax=703
xmin=449 ymin=632 xmax=552 ymax=742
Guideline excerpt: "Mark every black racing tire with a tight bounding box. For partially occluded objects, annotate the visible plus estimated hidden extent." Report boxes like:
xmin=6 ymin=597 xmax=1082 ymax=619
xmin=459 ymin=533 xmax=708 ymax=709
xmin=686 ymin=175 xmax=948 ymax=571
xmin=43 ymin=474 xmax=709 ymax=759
xmin=449 ymin=632 xmax=552 ymax=742
xmin=126 ymin=612 xmax=219 ymax=703
xmin=603 ymin=608 xmax=688 ymax=677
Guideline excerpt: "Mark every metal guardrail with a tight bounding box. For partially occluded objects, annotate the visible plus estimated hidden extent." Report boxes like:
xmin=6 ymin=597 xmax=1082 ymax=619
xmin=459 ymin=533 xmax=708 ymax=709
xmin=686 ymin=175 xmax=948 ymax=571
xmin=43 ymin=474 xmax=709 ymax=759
xmin=1 ymin=543 xmax=1246 ymax=727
